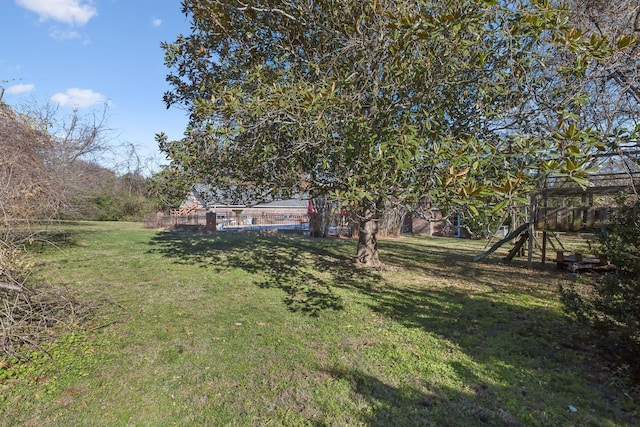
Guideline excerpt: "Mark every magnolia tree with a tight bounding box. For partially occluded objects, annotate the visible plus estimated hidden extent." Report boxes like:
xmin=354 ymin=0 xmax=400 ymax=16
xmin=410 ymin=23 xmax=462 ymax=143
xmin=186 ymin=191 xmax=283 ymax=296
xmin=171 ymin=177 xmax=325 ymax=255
xmin=159 ymin=0 xmax=635 ymax=266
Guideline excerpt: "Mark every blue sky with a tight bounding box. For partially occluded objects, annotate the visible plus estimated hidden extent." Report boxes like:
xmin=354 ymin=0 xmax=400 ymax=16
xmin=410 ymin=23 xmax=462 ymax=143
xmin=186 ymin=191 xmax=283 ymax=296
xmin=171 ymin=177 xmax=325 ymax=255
xmin=1 ymin=0 xmax=191 ymax=171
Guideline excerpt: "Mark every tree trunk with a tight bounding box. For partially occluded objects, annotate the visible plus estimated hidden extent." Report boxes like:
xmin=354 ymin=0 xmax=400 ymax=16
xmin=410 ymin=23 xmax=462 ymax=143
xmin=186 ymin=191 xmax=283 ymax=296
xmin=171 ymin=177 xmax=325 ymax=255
xmin=355 ymin=200 xmax=382 ymax=267
xmin=310 ymin=197 xmax=336 ymax=238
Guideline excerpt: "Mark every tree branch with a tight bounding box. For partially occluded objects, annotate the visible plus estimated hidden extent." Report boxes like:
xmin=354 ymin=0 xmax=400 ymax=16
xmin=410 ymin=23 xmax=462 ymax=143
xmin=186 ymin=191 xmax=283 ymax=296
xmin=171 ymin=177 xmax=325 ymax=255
xmin=235 ymin=1 xmax=300 ymax=23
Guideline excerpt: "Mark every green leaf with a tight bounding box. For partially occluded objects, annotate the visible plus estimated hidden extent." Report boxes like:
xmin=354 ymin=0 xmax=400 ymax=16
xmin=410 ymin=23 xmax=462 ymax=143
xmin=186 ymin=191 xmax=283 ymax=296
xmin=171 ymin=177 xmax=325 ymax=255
xmin=491 ymin=200 xmax=509 ymax=213
xmin=566 ymin=145 xmax=580 ymax=155
xmin=617 ymin=34 xmax=634 ymax=49
xmin=570 ymin=176 xmax=589 ymax=189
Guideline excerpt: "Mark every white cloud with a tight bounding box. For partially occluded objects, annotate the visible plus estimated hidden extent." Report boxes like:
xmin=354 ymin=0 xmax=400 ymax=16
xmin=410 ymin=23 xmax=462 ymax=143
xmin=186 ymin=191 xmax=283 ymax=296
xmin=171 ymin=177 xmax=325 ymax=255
xmin=50 ymin=28 xmax=81 ymax=41
xmin=16 ymin=0 xmax=97 ymax=26
xmin=151 ymin=18 xmax=162 ymax=27
xmin=51 ymin=88 xmax=106 ymax=108
xmin=6 ymin=84 xmax=35 ymax=95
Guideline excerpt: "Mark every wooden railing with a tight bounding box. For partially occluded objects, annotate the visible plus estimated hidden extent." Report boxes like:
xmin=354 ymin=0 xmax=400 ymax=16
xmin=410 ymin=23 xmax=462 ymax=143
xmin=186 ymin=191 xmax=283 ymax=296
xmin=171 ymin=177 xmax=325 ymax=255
xmin=535 ymin=207 xmax=615 ymax=232
xmin=170 ymin=201 xmax=199 ymax=218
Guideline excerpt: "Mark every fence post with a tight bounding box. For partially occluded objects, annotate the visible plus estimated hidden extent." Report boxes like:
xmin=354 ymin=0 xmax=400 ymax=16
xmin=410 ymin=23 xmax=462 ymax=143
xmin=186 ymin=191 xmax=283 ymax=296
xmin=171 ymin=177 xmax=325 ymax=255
xmin=206 ymin=212 xmax=216 ymax=233
xmin=528 ymin=194 xmax=537 ymax=268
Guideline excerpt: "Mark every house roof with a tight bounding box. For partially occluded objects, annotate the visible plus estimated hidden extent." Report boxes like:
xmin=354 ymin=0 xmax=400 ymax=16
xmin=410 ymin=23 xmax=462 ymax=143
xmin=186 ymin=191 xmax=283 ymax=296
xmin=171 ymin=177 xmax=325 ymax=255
xmin=183 ymin=185 xmax=308 ymax=209
xmin=253 ymin=199 xmax=308 ymax=208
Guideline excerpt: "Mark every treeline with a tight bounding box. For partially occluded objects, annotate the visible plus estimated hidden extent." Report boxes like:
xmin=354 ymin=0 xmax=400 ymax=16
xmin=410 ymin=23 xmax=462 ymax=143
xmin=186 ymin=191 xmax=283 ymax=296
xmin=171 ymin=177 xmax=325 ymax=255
xmin=0 ymin=97 xmax=184 ymax=224
xmin=59 ymin=163 xmax=164 ymax=222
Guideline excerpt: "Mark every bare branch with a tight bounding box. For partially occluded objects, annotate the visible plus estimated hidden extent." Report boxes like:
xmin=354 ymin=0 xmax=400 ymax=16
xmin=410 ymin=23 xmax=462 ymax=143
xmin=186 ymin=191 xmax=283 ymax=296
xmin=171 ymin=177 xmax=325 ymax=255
xmin=235 ymin=1 xmax=300 ymax=23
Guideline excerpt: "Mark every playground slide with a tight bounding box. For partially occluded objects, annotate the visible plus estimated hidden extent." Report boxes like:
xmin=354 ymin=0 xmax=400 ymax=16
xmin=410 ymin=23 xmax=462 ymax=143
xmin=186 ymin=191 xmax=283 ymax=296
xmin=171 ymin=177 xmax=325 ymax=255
xmin=473 ymin=223 xmax=529 ymax=262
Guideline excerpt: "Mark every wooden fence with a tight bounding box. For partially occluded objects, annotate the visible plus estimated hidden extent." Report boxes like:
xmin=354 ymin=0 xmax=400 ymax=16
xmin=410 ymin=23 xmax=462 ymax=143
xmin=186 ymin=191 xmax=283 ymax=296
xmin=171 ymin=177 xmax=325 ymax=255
xmin=146 ymin=212 xmax=310 ymax=233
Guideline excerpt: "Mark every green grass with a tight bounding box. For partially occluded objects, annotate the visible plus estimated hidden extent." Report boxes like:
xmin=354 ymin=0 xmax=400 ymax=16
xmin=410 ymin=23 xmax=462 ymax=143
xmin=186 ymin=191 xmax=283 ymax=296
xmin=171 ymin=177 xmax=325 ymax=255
xmin=1 ymin=221 xmax=638 ymax=426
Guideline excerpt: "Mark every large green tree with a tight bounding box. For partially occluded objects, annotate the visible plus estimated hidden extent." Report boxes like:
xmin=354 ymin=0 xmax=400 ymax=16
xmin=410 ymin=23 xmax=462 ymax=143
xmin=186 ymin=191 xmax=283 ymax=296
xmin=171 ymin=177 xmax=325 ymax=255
xmin=160 ymin=0 xmax=631 ymax=266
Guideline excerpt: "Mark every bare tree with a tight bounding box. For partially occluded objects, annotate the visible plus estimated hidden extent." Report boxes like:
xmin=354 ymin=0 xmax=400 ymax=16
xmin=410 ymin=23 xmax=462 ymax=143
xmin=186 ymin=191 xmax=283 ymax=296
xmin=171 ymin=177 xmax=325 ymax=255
xmin=566 ymin=1 xmax=640 ymax=137
xmin=1 ymin=99 xmax=111 ymax=221
xmin=0 ymin=93 xmax=111 ymax=357
xmin=562 ymin=1 xmax=640 ymax=196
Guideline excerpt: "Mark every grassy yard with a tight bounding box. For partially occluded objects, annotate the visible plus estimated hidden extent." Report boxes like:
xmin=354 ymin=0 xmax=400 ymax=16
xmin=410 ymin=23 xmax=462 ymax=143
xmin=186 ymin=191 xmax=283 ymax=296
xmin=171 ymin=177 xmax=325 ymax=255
xmin=0 ymin=221 xmax=638 ymax=426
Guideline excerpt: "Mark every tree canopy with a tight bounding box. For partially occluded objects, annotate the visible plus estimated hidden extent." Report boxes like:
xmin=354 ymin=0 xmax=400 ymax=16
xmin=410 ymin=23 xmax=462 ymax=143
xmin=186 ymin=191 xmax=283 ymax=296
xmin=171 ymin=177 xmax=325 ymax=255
xmin=160 ymin=0 xmax=637 ymax=265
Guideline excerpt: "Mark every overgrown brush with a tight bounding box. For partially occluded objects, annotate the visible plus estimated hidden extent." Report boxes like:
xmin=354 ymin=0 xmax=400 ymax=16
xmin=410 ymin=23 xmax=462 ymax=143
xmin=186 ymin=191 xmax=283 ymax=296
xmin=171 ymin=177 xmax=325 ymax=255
xmin=560 ymin=196 xmax=640 ymax=379
xmin=1 ymin=233 xmax=125 ymax=360
xmin=0 ymin=283 xmax=91 ymax=359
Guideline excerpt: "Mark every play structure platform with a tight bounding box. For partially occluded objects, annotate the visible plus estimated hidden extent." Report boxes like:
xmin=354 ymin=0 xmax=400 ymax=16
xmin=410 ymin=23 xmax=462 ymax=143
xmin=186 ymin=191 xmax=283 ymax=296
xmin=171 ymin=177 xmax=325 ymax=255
xmin=555 ymin=251 xmax=610 ymax=273
xmin=473 ymin=221 xmax=611 ymax=272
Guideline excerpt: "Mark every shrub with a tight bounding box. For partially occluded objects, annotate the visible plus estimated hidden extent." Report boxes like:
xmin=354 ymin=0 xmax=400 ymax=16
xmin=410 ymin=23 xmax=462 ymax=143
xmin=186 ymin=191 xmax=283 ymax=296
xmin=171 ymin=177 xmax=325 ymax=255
xmin=1 ymin=231 xmax=107 ymax=359
xmin=560 ymin=196 xmax=640 ymax=378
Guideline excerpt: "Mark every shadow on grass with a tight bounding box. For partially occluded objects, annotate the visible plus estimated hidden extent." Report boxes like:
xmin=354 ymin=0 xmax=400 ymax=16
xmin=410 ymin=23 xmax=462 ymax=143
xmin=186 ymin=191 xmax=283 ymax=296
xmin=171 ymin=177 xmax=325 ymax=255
xmin=320 ymin=286 xmax=628 ymax=426
xmin=380 ymin=237 xmax=565 ymax=303
xmin=147 ymin=231 xmax=634 ymax=425
xmin=26 ymin=228 xmax=95 ymax=253
xmin=324 ymin=367 xmax=528 ymax=426
xmin=146 ymin=231 xmax=584 ymax=362
xmin=147 ymin=231 xmax=382 ymax=316
xmin=146 ymin=232 xmax=574 ymax=347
